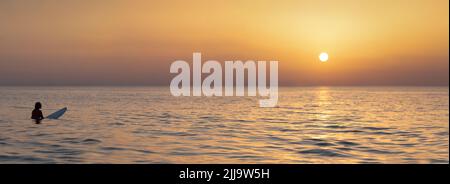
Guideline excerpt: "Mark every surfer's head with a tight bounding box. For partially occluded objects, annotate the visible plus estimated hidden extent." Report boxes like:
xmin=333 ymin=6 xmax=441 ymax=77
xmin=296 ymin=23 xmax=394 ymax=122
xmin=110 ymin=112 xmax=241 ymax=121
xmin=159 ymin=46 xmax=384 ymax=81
xmin=34 ymin=102 xmax=42 ymax=109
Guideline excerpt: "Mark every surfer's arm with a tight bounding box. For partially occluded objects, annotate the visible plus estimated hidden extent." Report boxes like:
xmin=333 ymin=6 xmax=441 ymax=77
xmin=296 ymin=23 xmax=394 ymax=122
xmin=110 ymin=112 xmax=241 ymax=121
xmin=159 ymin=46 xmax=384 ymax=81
xmin=39 ymin=111 xmax=44 ymax=119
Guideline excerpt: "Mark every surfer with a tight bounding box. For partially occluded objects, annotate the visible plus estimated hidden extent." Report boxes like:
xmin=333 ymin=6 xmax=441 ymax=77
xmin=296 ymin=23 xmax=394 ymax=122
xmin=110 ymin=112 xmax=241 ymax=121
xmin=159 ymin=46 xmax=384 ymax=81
xmin=31 ymin=102 xmax=44 ymax=123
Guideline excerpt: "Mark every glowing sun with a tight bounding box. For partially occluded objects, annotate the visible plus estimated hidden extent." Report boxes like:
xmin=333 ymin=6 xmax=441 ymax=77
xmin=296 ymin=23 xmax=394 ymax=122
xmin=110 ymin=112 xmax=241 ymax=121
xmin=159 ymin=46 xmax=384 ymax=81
xmin=319 ymin=52 xmax=329 ymax=62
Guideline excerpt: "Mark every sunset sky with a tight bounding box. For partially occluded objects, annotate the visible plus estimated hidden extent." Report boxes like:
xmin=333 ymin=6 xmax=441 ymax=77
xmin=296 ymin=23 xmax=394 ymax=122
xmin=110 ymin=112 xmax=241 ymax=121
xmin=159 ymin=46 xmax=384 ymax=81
xmin=0 ymin=0 xmax=448 ymax=86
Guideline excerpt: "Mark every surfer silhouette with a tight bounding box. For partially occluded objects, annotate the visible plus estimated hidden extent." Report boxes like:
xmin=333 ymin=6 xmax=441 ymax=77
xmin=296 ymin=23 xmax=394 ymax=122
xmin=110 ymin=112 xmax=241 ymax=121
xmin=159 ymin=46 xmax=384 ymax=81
xmin=31 ymin=102 xmax=44 ymax=123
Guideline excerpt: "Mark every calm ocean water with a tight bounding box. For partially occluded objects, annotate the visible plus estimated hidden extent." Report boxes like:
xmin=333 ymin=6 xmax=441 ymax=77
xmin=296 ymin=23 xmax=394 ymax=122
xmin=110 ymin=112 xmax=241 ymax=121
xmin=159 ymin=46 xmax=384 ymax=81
xmin=0 ymin=87 xmax=448 ymax=164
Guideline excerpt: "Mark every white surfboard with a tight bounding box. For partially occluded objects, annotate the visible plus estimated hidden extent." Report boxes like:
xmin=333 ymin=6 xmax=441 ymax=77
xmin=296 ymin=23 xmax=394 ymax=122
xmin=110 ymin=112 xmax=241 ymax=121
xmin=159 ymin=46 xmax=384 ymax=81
xmin=46 ymin=107 xmax=67 ymax=119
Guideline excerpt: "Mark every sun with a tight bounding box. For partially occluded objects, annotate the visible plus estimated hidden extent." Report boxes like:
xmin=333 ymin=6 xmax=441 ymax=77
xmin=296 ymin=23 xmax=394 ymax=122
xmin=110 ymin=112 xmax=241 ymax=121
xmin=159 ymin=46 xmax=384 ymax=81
xmin=319 ymin=52 xmax=329 ymax=62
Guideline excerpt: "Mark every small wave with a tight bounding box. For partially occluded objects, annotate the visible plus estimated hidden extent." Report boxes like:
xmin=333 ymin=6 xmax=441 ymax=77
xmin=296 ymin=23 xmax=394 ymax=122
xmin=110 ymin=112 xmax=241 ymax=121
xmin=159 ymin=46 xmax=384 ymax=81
xmin=294 ymin=138 xmax=336 ymax=147
xmin=82 ymin=138 xmax=102 ymax=144
xmin=0 ymin=155 xmax=55 ymax=163
xmin=336 ymin=141 xmax=359 ymax=146
xmin=49 ymin=144 xmax=62 ymax=148
xmin=329 ymin=116 xmax=360 ymax=122
xmin=429 ymin=159 xmax=449 ymax=164
xmin=34 ymin=148 xmax=83 ymax=156
xmin=169 ymin=151 xmax=200 ymax=156
xmin=335 ymin=147 xmax=353 ymax=151
xmin=200 ymin=145 xmax=238 ymax=151
xmin=228 ymin=155 xmax=264 ymax=159
xmin=234 ymin=119 xmax=254 ymax=123
xmin=315 ymin=142 xmax=335 ymax=146
xmin=309 ymin=118 xmax=324 ymax=122
xmin=361 ymin=148 xmax=402 ymax=155
xmin=398 ymin=143 xmax=416 ymax=147
xmin=59 ymin=138 xmax=101 ymax=145
xmin=60 ymin=137 xmax=80 ymax=144
xmin=281 ymin=106 xmax=304 ymax=110
xmin=298 ymin=149 xmax=348 ymax=157
xmin=358 ymin=161 xmax=381 ymax=164
xmin=436 ymin=131 xmax=449 ymax=136
xmin=33 ymin=133 xmax=50 ymax=137
xmin=336 ymin=129 xmax=365 ymax=133
xmin=278 ymin=128 xmax=299 ymax=132
xmin=305 ymin=138 xmax=327 ymax=142
xmin=258 ymin=118 xmax=289 ymax=122
xmin=362 ymin=127 xmax=391 ymax=131
xmin=101 ymin=146 xmax=126 ymax=151
xmin=0 ymin=136 xmax=7 ymax=141
xmin=268 ymin=135 xmax=290 ymax=142
xmin=371 ymin=131 xmax=393 ymax=135
xmin=325 ymin=125 xmax=348 ymax=129
xmin=133 ymin=149 xmax=155 ymax=154
xmin=161 ymin=131 xmax=197 ymax=137
xmin=110 ymin=122 xmax=125 ymax=126
xmin=158 ymin=112 xmax=172 ymax=119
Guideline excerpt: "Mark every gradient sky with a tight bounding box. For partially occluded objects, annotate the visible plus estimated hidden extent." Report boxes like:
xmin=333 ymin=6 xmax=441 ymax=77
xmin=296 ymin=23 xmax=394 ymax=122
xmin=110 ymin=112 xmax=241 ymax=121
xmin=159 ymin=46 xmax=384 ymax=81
xmin=0 ymin=0 xmax=448 ymax=86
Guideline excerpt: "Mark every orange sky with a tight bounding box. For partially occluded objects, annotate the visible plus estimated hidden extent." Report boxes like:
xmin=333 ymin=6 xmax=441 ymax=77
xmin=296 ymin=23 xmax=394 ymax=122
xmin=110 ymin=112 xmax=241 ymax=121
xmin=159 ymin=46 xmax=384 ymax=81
xmin=0 ymin=0 xmax=448 ymax=85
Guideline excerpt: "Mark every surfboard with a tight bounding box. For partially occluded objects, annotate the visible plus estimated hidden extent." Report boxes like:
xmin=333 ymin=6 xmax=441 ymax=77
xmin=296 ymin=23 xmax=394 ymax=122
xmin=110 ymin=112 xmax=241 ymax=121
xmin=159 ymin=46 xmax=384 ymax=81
xmin=46 ymin=107 xmax=67 ymax=119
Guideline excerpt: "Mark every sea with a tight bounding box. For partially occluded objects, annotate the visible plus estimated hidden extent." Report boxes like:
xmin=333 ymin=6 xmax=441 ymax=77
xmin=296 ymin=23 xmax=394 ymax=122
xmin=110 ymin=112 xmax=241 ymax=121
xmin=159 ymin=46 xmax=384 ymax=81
xmin=0 ymin=87 xmax=448 ymax=163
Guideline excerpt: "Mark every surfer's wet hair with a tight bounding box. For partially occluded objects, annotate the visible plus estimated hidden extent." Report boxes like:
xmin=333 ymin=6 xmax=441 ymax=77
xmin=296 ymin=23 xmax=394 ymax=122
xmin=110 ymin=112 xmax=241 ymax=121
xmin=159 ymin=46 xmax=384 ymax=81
xmin=35 ymin=102 xmax=42 ymax=109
